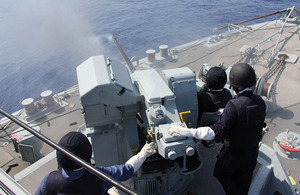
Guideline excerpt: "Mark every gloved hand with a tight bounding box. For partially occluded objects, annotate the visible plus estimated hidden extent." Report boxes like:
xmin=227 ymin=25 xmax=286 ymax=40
xmin=168 ymin=125 xmax=215 ymax=140
xmin=125 ymin=142 xmax=156 ymax=173
xmin=140 ymin=142 xmax=156 ymax=158
xmin=167 ymin=125 xmax=194 ymax=137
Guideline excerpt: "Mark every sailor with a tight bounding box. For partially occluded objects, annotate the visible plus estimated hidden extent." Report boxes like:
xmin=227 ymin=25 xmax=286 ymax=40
xmin=197 ymin=66 xmax=232 ymax=126
xmin=35 ymin=131 xmax=156 ymax=195
xmin=168 ymin=63 xmax=266 ymax=195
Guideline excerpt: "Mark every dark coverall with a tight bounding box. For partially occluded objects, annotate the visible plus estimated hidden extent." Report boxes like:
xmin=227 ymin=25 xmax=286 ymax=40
xmin=210 ymin=90 xmax=266 ymax=195
xmin=36 ymin=165 xmax=134 ymax=195
xmin=198 ymin=88 xmax=232 ymax=120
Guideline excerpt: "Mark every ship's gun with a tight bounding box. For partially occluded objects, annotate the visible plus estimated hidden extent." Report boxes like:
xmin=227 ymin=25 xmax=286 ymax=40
xmin=76 ymin=55 xmax=202 ymax=194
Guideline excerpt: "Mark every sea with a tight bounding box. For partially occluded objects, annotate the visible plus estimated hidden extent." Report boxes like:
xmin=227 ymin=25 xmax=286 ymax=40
xmin=0 ymin=0 xmax=299 ymax=114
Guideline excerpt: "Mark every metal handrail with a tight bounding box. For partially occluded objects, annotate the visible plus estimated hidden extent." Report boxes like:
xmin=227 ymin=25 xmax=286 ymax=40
xmin=267 ymin=6 xmax=296 ymax=67
xmin=214 ymin=8 xmax=288 ymax=32
xmin=0 ymin=108 xmax=139 ymax=195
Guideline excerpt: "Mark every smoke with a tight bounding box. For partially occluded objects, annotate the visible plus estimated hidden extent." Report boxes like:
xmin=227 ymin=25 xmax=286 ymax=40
xmin=1 ymin=0 xmax=105 ymax=67
xmin=0 ymin=0 xmax=111 ymax=113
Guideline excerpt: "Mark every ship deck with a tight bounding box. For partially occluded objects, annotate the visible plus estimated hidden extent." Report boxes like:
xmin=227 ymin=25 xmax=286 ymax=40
xmin=1 ymin=17 xmax=300 ymax=195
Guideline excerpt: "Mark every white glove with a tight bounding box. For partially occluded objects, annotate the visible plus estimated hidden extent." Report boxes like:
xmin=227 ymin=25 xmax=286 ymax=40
xmin=140 ymin=142 xmax=156 ymax=158
xmin=125 ymin=142 xmax=156 ymax=173
xmin=168 ymin=125 xmax=215 ymax=140
xmin=167 ymin=125 xmax=194 ymax=137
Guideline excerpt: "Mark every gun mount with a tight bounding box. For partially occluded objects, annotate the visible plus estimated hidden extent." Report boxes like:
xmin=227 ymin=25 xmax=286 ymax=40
xmin=76 ymin=55 xmax=201 ymax=194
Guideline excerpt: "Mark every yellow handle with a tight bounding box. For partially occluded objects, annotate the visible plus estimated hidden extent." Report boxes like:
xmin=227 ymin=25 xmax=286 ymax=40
xmin=179 ymin=110 xmax=191 ymax=123
xmin=147 ymin=128 xmax=153 ymax=139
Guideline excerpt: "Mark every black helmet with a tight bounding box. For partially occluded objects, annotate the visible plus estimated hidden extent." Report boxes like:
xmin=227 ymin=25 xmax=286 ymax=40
xmin=205 ymin=66 xmax=227 ymax=90
xmin=57 ymin=132 xmax=92 ymax=170
xmin=229 ymin=63 xmax=256 ymax=89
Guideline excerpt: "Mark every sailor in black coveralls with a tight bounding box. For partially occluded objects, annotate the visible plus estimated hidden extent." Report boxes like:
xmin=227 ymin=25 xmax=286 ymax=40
xmin=197 ymin=66 xmax=232 ymax=125
xmin=168 ymin=63 xmax=266 ymax=195
xmin=36 ymin=132 xmax=156 ymax=195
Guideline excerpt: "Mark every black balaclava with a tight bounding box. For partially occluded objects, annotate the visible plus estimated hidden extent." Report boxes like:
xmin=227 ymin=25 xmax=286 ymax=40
xmin=57 ymin=132 xmax=92 ymax=170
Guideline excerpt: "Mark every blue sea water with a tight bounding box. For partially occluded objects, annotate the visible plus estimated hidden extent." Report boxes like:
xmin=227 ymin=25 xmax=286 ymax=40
xmin=0 ymin=0 xmax=299 ymax=114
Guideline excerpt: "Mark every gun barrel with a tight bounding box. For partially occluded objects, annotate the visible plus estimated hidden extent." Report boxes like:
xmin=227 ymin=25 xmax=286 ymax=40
xmin=112 ymin=36 xmax=136 ymax=73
